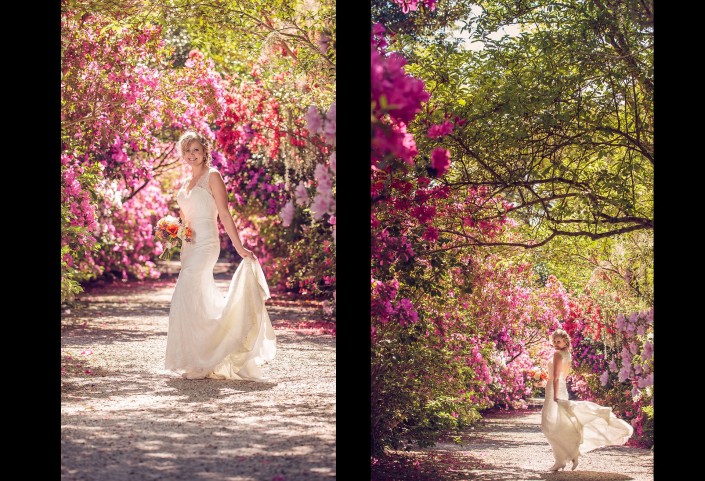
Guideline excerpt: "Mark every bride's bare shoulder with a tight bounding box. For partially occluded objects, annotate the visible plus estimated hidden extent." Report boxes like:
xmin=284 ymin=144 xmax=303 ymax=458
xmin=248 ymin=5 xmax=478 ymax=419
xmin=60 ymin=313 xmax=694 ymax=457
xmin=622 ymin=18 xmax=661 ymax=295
xmin=207 ymin=167 xmax=224 ymax=180
xmin=207 ymin=168 xmax=227 ymax=196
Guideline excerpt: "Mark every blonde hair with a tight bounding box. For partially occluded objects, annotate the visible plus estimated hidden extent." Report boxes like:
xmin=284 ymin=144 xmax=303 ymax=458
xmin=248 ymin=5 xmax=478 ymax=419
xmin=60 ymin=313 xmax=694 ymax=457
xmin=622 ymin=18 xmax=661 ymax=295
xmin=177 ymin=131 xmax=213 ymax=167
xmin=551 ymin=329 xmax=571 ymax=350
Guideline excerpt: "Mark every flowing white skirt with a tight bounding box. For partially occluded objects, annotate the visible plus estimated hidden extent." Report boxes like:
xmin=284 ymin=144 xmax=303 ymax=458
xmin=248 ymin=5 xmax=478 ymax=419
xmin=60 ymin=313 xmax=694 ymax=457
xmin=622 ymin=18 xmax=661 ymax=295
xmin=165 ymin=249 xmax=276 ymax=380
xmin=542 ymin=380 xmax=633 ymax=464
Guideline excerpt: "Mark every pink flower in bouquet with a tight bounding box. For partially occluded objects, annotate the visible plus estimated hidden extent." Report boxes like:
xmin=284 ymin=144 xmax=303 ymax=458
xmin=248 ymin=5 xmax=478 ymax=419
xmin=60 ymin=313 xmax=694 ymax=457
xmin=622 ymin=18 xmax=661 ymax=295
xmin=154 ymin=215 xmax=192 ymax=260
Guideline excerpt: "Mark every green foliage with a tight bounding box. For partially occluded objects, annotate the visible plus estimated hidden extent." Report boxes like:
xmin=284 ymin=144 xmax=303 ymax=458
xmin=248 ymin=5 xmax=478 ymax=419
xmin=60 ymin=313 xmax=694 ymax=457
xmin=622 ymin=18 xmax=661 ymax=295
xmin=371 ymin=318 xmax=483 ymax=455
xmin=231 ymin=195 xmax=335 ymax=299
xmin=406 ymin=0 xmax=653 ymax=246
xmin=65 ymin=0 xmax=336 ymax=103
xmin=522 ymin=229 xmax=653 ymax=319
xmin=269 ymin=219 xmax=335 ymax=298
xmin=372 ymin=0 xmax=480 ymax=52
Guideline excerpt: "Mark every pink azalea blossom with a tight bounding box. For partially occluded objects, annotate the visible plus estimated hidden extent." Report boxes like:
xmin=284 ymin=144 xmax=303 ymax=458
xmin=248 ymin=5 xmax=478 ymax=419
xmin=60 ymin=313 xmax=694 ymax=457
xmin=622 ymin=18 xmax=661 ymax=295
xmin=431 ymin=147 xmax=451 ymax=176
xmin=642 ymin=341 xmax=653 ymax=360
xmin=311 ymin=189 xmax=334 ymax=220
xmin=329 ymin=151 xmax=336 ymax=174
xmin=393 ymin=0 xmax=419 ymax=13
xmin=616 ymin=313 xmax=625 ymax=331
xmin=323 ymin=101 xmax=336 ymax=146
xmin=631 ymin=385 xmax=640 ymax=398
xmin=427 ymin=120 xmax=454 ymax=139
xmin=294 ymin=181 xmax=309 ymax=206
xmin=279 ymin=200 xmax=295 ymax=227
xmin=305 ymin=105 xmax=322 ymax=134
xmin=422 ymin=226 xmax=439 ymax=242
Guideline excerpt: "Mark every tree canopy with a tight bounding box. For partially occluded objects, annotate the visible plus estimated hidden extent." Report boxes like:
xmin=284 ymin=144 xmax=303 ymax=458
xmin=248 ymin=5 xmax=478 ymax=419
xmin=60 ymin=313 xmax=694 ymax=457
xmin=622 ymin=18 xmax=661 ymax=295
xmin=404 ymin=0 xmax=653 ymax=248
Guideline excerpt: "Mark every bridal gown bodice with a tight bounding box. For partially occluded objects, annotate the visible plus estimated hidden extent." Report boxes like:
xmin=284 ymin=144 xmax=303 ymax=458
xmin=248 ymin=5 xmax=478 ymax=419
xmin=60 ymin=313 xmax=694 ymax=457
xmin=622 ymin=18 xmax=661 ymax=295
xmin=545 ymin=349 xmax=571 ymax=402
xmin=164 ymin=168 xmax=276 ymax=380
xmin=541 ymin=349 xmax=633 ymax=465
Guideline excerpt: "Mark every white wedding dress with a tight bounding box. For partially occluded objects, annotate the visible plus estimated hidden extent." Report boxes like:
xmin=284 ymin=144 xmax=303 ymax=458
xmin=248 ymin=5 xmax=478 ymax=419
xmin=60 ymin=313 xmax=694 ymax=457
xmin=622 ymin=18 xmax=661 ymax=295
xmin=165 ymin=167 xmax=276 ymax=380
xmin=541 ymin=349 xmax=633 ymax=467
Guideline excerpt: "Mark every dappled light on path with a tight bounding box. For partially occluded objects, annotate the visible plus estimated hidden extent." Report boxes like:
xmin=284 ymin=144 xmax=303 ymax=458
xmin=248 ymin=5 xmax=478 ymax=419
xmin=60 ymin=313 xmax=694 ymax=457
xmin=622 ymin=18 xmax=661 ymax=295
xmin=62 ymin=278 xmax=335 ymax=481
xmin=372 ymin=409 xmax=652 ymax=481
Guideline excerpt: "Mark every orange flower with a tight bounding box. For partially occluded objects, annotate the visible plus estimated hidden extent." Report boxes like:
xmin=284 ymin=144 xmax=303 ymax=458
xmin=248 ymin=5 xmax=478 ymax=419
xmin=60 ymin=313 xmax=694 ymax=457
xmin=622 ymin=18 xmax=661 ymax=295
xmin=154 ymin=215 xmax=189 ymax=260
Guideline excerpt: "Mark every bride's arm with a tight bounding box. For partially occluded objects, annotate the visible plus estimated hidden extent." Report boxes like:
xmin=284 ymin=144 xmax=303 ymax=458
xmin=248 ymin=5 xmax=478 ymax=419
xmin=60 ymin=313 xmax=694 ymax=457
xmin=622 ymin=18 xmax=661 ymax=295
xmin=552 ymin=352 xmax=562 ymax=402
xmin=210 ymin=171 xmax=255 ymax=259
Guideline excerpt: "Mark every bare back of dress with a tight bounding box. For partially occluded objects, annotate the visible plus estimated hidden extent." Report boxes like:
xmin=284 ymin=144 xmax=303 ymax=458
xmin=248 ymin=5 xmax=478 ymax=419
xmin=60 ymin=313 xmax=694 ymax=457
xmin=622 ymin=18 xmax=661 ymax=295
xmin=541 ymin=348 xmax=633 ymax=465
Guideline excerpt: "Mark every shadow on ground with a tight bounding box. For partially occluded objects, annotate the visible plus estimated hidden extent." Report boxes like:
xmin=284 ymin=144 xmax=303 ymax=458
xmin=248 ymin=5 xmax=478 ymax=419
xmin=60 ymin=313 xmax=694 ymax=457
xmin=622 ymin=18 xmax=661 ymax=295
xmin=62 ymin=403 xmax=335 ymax=480
xmin=371 ymin=450 xmax=640 ymax=481
xmin=62 ymin=268 xmax=336 ymax=481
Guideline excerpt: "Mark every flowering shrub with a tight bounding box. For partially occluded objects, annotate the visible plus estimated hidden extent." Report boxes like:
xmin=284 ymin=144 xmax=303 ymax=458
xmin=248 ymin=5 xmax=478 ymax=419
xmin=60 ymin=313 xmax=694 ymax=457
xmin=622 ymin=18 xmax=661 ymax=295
xmin=61 ymin=7 xmax=336 ymax=309
xmin=61 ymin=156 xmax=103 ymax=302
xmin=569 ymin=308 xmax=654 ymax=447
xmin=213 ymin=80 xmax=291 ymax=217
xmin=61 ymin=8 xmax=226 ymax=301
xmin=391 ymin=0 xmax=437 ymax=14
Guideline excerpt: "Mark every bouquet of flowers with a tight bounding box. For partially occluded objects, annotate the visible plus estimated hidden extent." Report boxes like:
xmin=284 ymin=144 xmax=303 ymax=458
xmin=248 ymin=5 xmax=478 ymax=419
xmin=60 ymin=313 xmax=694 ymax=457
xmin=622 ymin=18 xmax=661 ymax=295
xmin=527 ymin=367 xmax=548 ymax=388
xmin=154 ymin=215 xmax=192 ymax=260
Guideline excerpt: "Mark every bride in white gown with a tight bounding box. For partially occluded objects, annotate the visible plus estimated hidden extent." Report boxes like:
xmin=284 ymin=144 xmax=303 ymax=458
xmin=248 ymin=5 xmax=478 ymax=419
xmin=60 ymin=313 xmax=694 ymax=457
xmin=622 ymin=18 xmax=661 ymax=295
xmin=164 ymin=131 xmax=276 ymax=380
xmin=541 ymin=329 xmax=633 ymax=471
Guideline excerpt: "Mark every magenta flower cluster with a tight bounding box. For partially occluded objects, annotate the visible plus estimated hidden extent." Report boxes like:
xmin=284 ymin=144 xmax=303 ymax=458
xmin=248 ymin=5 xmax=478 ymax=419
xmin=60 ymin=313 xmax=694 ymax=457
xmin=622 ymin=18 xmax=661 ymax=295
xmin=391 ymin=0 xmax=437 ymax=14
xmin=371 ymin=23 xmax=430 ymax=168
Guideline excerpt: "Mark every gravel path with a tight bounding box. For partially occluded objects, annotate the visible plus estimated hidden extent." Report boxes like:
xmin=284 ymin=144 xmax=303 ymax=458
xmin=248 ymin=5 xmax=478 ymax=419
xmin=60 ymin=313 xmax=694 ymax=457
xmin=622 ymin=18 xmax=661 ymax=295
xmin=61 ymin=264 xmax=335 ymax=481
xmin=373 ymin=405 xmax=653 ymax=481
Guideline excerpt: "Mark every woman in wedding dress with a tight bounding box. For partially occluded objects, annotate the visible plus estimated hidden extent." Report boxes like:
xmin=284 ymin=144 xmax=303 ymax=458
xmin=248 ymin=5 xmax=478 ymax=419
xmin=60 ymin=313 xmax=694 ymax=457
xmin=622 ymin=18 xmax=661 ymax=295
xmin=165 ymin=131 xmax=276 ymax=380
xmin=541 ymin=329 xmax=633 ymax=471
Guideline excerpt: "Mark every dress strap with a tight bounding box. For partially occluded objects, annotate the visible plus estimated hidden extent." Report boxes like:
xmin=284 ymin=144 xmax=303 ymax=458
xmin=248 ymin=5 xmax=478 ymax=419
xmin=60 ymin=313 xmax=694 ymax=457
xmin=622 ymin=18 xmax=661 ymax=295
xmin=197 ymin=167 xmax=218 ymax=195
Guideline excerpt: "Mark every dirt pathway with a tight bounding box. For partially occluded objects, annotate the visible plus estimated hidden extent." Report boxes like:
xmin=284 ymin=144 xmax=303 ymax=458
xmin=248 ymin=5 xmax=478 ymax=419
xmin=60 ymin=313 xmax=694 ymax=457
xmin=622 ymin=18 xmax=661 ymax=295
xmin=61 ymin=265 xmax=336 ymax=481
xmin=372 ymin=406 xmax=653 ymax=481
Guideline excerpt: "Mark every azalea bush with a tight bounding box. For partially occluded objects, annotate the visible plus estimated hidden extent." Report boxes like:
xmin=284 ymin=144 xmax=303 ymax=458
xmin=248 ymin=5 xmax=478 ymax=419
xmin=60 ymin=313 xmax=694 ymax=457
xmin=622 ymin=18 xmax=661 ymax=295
xmin=212 ymin=71 xmax=336 ymax=301
xmin=61 ymin=157 xmax=104 ymax=302
xmin=61 ymin=1 xmax=337 ymax=307
xmin=61 ymin=6 xmax=226 ymax=300
xmin=564 ymin=308 xmax=654 ymax=448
